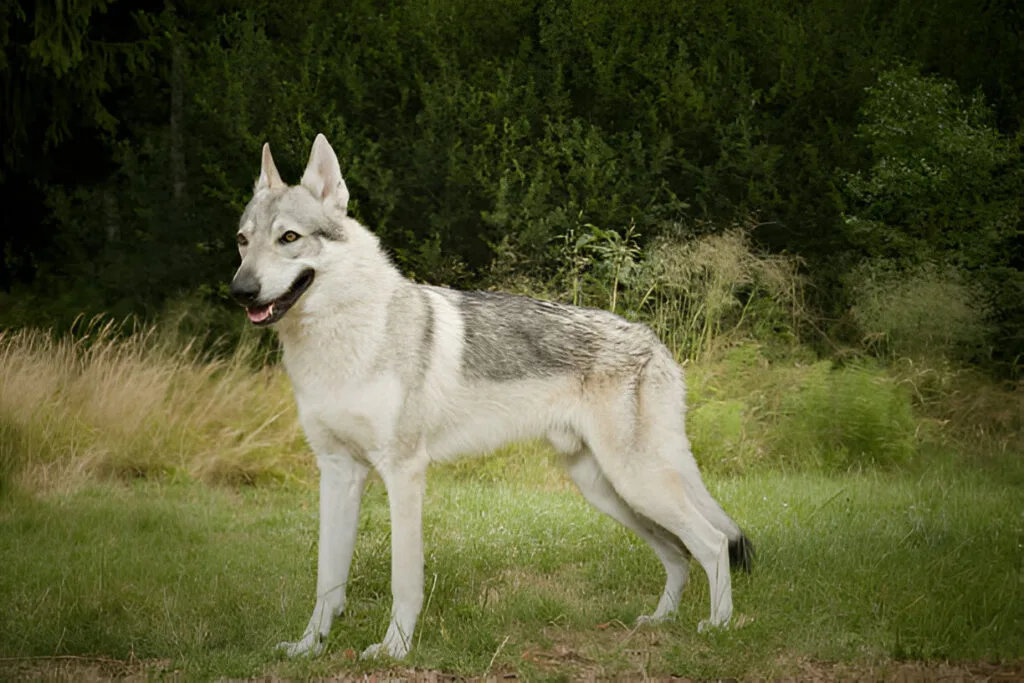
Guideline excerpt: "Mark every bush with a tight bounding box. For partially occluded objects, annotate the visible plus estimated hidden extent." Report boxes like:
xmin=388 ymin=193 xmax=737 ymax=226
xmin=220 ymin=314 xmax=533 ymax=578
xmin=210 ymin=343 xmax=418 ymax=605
xmin=889 ymin=357 xmax=1023 ymax=455
xmin=840 ymin=65 xmax=1023 ymax=366
xmin=841 ymin=66 xmax=1020 ymax=268
xmin=688 ymin=346 xmax=919 ymax=474
xmin=846 ymin=260 xmax=992 ymax=361
xmin=629 ymin=226 xmax=806 ymax=361
xmin=688 ymin=398 xmax=763 ymax=472
xmin=772 ymin=361 xmax=918 ymax=470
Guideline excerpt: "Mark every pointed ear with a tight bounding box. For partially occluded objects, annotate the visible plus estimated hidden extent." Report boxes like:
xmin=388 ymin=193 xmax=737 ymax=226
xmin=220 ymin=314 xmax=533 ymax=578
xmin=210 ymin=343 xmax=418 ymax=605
xmin=300 ymin=133 xmax=349 ymax=214
xmin=254 ymin=143 xmax=284 ymax=193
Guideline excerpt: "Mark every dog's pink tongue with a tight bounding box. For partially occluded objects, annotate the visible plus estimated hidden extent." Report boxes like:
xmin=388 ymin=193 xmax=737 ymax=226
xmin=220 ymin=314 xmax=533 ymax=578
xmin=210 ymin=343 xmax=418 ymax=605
xmin=247 ymin=304 xmax=273 ymax=323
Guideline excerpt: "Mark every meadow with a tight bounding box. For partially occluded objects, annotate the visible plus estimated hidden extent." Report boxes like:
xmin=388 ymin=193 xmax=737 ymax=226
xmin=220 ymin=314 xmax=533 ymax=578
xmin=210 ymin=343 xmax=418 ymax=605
xmin=1 ymin=232 xmax=1021 ymax=679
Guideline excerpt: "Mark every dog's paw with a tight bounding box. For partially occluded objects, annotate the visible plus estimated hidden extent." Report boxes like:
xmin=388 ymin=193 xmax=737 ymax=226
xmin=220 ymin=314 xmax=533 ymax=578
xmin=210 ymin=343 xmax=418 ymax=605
xmin=635 ymin=613 xmax=668 ymax=626
xmin=697 ymin=617 xmax=729 ymax=634
xmin=360 ymin=637 xmax=409 ymax=661
xmin=360 ymin=642 xmax=388 ymax=660
xmin=277 ymin=632 xmax=325 ymax=658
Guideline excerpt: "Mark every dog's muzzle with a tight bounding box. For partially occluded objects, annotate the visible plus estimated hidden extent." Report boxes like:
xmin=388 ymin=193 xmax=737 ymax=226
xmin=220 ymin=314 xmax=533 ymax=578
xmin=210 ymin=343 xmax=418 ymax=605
xmin=230 ymin=270 xmax=262 ymax=307
xmin=230 ymin=268 xmax=315 ymax=326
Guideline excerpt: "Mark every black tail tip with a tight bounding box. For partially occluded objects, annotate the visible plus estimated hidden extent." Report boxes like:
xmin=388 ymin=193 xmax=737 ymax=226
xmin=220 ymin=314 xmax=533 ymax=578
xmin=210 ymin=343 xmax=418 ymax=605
xmin=729 ymin=533 xmax=755 ymax=574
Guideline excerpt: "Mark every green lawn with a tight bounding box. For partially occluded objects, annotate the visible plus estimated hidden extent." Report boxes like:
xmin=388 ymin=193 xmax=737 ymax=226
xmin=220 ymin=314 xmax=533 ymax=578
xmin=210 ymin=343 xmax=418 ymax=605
xmin=1 ymin=456 xmax=1021 ymax=679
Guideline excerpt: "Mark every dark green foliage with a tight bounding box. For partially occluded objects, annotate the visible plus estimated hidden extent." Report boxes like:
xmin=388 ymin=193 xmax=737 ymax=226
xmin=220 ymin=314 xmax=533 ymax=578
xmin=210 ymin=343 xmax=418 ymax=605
xmin=841 ymin=66 xmax=1024 ymax=363
xmin=1 ymin=0 xmax=1022 ymax=367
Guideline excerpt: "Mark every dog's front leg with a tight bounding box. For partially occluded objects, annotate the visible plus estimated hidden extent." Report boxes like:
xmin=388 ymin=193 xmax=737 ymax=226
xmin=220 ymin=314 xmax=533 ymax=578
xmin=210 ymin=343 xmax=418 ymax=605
xmin=279 ymin=453 xmax=369 ymax=657
xmin=361 ymin=450 xmax=428 ymax=660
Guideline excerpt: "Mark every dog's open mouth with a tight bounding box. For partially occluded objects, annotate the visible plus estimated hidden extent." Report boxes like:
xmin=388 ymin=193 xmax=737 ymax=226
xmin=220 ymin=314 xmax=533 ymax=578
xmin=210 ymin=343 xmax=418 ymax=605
xmin=246 ymin=269 xmax=315 ymax=326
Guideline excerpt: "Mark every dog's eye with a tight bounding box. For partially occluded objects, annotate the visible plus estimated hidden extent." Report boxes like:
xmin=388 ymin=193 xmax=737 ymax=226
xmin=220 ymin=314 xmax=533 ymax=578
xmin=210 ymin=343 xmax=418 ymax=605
xmin=279 ymin=231 xmax=300 ymax=245
xmin=236 ymin=233 xmax=248 ymax=247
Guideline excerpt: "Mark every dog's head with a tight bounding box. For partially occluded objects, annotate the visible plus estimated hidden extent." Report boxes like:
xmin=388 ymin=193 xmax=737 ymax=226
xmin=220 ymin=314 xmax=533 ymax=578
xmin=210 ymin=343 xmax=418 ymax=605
xmin=231 ymin=134 xmax=353 ymax=326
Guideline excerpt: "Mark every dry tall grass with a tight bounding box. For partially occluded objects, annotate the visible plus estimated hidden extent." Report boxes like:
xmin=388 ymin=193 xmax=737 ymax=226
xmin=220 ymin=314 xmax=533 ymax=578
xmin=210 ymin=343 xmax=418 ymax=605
xmin=632 ymin=229 xmax=806 ymax=361
xmin=846 ymin=260 xmax=992 ymax=360
xmin=2 ymin=232 xmax=1017 ymax=495
xmin=0 ymin=320 xmax=308 ymax=492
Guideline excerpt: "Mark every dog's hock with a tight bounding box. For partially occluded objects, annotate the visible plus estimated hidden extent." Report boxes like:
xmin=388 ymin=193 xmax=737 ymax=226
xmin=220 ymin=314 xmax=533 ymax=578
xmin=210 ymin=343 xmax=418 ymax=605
xmin=301 ymin=133 xmax=350 ymax=214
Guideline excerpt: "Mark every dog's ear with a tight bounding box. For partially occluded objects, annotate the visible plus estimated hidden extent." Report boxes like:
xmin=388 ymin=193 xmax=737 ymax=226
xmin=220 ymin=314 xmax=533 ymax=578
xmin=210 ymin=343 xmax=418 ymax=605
xmin=254 ymin=143 xmax=285 ymax=194
xmin=301 ymin=134 xmax=349 ymax=214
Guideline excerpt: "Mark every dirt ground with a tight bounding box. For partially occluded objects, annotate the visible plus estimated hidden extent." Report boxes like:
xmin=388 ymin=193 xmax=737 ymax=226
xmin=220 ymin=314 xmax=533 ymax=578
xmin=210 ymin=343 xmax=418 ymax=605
xmin=0 ymin=655 xmax=1021 ymax=682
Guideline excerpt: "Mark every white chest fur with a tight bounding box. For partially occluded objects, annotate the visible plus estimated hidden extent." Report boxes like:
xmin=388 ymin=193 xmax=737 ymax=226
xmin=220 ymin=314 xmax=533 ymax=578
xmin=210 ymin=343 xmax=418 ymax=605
xmin=289 ymin=366 xmax=404 ymax=458
xmin=279 ymin=312 xmax=404 ymax=458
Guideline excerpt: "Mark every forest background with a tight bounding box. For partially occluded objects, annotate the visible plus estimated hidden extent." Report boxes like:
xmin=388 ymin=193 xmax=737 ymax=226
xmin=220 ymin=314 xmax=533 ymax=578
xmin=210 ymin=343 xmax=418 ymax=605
xmin=1 ymin=0 xmax=1022 ymax=374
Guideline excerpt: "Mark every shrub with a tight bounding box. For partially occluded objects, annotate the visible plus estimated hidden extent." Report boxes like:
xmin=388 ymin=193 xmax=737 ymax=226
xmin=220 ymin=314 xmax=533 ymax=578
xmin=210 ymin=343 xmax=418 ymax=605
xmin=772 ymin=361 xmax=918 ymax=470
xmin=840 ymin=65 xmax=1023 ymax=366
xmin=846 ymin=260 xmax=992 ymax=361
xmin=841 ymin=66 xmax=1020 ymax=270
xmin=630 ymin=226 xmax=806 ymax=361
xmin=689 ymin=345 xmax=919 ymax=474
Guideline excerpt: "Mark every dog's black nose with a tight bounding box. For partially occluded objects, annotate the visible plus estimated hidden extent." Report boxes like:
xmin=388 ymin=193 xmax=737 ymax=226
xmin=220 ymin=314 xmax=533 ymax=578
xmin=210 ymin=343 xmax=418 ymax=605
xmin=230 ymin=271 xmax=261 ymax=306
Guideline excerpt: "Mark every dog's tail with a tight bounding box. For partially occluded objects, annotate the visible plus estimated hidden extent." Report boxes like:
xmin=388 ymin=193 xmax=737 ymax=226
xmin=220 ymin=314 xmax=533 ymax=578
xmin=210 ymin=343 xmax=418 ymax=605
xmin=701 ymin=490 xmax=755 ymax=574
xmin=728 ymin=532 xmax=755 ymax=574
xmin=678 ymin=459 xmax=755 ymax=573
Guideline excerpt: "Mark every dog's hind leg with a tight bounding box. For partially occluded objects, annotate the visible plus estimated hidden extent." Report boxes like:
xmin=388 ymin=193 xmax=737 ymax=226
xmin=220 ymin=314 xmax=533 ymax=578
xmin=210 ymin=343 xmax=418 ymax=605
xmin=582 ymin=403 xmax=734 ymax=632
xmin=562 ymin=448 xmax=691 ymax=623
xmin=590 ymin=442 xmax=733 ymax=631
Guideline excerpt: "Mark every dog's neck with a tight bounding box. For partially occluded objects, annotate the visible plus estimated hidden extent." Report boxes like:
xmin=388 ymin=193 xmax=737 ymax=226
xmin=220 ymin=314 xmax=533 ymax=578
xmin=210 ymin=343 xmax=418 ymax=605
xmin=274 ymin=234 xmax=406 ymax=380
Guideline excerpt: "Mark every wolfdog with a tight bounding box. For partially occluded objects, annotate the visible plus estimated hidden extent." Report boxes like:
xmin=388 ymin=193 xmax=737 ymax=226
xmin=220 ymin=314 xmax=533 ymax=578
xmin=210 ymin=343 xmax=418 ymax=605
xmin=230 ymin=134 xmax=753 ymax=659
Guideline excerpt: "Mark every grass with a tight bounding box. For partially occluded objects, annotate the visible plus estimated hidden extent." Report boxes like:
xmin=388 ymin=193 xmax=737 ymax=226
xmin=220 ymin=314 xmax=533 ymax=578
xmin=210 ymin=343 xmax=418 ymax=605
xmin=5 ymin=322 xmax=1017 ymax=492
xmin=686 ymin=346 xmax=922 ymax=473
xmin=0 ymin=321 xmax=308 ymax=492
xmin=1 ymin=312 xmax=1021 ymax=678
xmin=0 ymin=457 xmax=1021 ymax=679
